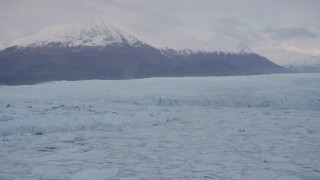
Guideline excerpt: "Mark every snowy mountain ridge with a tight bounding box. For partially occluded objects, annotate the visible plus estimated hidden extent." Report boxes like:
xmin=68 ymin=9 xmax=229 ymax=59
xmin=1 ymin=19 xmax=144 ymax=50
xmin=1 ymin=19 xmax=254 ymax=55
xmin=160 ymin=43 xmax=253 ymax=57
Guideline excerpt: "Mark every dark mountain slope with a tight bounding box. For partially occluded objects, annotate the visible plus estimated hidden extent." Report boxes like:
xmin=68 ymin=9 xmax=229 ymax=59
xmin=0 ymin=20 xmax=288 ymax=85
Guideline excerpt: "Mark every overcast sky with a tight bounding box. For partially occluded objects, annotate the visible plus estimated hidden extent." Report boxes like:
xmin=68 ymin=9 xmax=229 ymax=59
xmin=0 ymin=0 xmax=319 ymax=65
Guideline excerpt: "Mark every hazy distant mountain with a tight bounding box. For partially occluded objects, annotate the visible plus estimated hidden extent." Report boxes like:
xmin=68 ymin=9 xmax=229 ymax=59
xmin=285 ymin=64 xmax=320 ymax=73
xmin=0 ymin=20 xmax=288 ymax=85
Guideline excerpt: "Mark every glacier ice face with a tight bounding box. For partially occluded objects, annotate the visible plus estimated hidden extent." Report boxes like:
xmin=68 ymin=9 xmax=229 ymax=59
xmin=0 ymin=73 xmax=319 ymax=136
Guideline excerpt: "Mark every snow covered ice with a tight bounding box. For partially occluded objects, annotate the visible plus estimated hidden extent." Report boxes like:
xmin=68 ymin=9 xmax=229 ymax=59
xmin=0 ymin=73 xmax=320 ymax=179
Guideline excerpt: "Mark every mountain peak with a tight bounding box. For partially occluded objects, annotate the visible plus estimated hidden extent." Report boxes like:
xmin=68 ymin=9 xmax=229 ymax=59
xmin=2 ymin=19 xmax=144 ymax=49
xmin=237 ymin=42 xmax=253 ymax=54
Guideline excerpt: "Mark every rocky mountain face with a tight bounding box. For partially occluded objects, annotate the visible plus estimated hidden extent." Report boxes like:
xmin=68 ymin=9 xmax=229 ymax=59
xmin=0 ymin=20 xmax=288 ymax=85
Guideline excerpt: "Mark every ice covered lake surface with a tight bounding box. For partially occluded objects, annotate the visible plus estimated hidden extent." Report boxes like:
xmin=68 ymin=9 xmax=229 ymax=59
xmin=0 ymin=73 xmax=320 ymax=180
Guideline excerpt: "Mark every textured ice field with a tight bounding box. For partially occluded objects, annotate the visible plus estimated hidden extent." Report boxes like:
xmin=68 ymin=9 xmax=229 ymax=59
xmin=0 ymin=73 xmax=320 ymax=179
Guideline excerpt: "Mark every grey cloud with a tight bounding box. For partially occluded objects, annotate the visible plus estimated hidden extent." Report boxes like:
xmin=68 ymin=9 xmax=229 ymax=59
xmin=95 ymin=0 xmax=144 ymax=12
xmin=263 ymin=27 xmax=317 ymax=40
xmin=206 ymin=19 xmax=263 ymax=46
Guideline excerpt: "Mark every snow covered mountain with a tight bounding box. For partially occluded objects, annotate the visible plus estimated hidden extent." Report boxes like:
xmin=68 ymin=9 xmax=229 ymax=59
xmin=1 ymin=19 xmax=144 ymax=49
xmin=0 ymin=20 xmax=288 ymax=85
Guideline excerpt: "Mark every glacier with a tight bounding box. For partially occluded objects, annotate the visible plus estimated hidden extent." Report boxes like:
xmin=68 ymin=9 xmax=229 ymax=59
xmin=0 ymin=73 xmax=320 ymax=179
